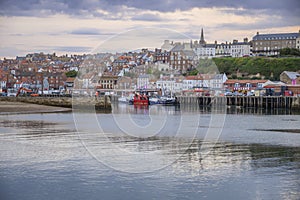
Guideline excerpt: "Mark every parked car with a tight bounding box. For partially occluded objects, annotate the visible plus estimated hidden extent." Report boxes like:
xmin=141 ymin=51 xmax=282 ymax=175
xmin=0 ymin=92 xmax=7 ymax=96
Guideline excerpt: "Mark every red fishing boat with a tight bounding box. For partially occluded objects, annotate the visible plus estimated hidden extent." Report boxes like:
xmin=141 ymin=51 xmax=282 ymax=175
xmin=133 ymin=93 xmax=149 ymax=105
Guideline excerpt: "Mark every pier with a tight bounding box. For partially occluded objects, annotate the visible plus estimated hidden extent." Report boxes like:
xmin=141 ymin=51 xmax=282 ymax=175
xmin=177 ymin=96 xmax=300 ymax=110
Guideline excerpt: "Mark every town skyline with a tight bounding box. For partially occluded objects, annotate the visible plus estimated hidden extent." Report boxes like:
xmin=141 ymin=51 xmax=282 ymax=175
xmin=1 ymin=0 xmax=299 ymax=59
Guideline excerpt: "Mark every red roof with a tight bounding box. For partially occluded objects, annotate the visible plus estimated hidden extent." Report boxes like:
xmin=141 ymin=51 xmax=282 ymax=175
xmin=185 ymin=75 xmax=203 ymax=80
xmin=66 ymin=77 xmax=75 ymax=82
xmin=225 ymin=79 xmax=268 ymax=84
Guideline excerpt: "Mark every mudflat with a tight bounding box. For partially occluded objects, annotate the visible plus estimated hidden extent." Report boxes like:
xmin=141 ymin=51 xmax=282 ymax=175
xmin=0 ymin=101 xmax=71 ymax=114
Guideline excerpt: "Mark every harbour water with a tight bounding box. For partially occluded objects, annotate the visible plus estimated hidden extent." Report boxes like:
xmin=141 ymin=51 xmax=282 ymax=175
xmin=0 ymin=103 xmax=300 ymax=200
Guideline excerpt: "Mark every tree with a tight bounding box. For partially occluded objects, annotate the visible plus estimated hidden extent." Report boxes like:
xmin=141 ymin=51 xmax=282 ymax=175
xmin=65 ymin=70 xmax=78 ymax=77
xmin=280 ymin=48 xmax=300 ymax=57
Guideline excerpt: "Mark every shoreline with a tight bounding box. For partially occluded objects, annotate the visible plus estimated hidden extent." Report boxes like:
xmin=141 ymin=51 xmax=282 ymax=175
xmin=0 ymin=101 xmax=72 ymax=115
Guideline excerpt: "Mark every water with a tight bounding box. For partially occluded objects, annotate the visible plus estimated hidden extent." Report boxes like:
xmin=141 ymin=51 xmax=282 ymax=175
xmin=0 ymin=104 xmax=300 ymax=200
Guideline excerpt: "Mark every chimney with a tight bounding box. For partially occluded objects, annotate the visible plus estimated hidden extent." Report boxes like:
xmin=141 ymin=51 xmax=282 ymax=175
xmin=257 ymin=32 xmax=259 ymax=35
xmin=244 ymin=38 xmax=248 ymax=43
xmin=215 ymin=40 xmax=217 ymax=44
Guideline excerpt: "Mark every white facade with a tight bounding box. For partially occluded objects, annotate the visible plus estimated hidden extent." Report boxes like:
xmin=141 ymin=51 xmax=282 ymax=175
xmin=182 ymin=77 xmax=203 ymax=90
xmin=215 ymin=43 xmax=231 ymax=57
xmin=210 ymin=74 xmax=228 ymax=89
xmin=137 ymin=74 xmax=149 ymax=89
xmin=156 ymin=75 xmax=183 ymax=93
xmin=201 ymin=73 xmax=228 ymax=89
xmin=194 ymin=45 xmax=216 ymax=59
xmin=156 ymin=79 xmax=175 ymax=92
xmin=230 ymin=43 xmax=251 ymax=57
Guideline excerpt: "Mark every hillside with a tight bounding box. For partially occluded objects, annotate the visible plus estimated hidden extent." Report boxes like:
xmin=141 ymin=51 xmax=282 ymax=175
xmin=196 ymin=57 xmax=300 ymax=80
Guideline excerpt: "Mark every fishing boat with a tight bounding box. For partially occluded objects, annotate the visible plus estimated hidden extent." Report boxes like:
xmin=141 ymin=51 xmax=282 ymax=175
xmin=132 ymin=93 xmax=149 ymax=106
xmin=118 ymin=96 xmax=129 ymax=103
xmin=160 ymin=95 xmax=180 ymax=106
xmin=149 ymin=96 xmax=160 ymax=105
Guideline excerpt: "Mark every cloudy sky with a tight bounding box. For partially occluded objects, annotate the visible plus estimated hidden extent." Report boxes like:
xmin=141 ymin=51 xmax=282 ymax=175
xmin=0 ymin=0 xmax=299 ymax=58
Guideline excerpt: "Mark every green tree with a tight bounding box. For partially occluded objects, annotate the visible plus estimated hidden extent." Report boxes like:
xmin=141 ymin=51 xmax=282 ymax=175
xmin=280 ymin=48 xmax=300 ymax=57
xmin=65 ymin=70 xmax=78 ymax=77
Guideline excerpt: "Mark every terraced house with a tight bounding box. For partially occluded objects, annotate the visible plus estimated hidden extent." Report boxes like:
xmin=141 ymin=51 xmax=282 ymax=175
xmin=252 ymin=31 xmax=300 ymax=56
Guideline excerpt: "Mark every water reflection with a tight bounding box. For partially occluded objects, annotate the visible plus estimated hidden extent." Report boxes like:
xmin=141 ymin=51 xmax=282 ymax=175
xmin=113 ymin=102 xmax=300 ymax=115
xmin=0 ymin=109 xmax=300 ymax=200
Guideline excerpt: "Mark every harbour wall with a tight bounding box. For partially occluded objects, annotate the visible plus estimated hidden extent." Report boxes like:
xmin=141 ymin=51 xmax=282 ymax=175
xmin=0 ymin=96 xmax=112 ymax=111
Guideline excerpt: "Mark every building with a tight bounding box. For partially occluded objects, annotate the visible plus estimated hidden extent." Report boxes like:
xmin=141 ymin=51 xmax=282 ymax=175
xmin=215 ymin=42 xmax=231 ymax=57
xmin=296 ymin=34 xmax=300 ymax=50
xmin=137 ymin=74 xmax=149 ymax=89
xmin=224 ymin=79 xmax=268 ymax=91
xmin=154 ymin=48 xmax=170 ymax=64
xmin=156 ymin=75 xmax=183 ymax=94
xmin=194 ymin=44 xmax=216 ymax=59
xmin=230 ymin=38 xmax=251 ymax=57
xmin=96 ymin=74 xmax=118 ymax=89
xmin=194 ymin=29 xmax=216 ymax=58
xmin=252 ymin=32 xmax=299 ymax=56
xmin=182 ymin=75 xmax=203 ymax=90
xmin=209 ymin=73 xmax=228 ymax=89
xmin=161 ymin=40 xmax=175 ymax=51
xmin=115 ymin=76 xmax=134 ymax=90
xmin=280 ymin=71 xmax=300 ymax=85
xmin=169 ymin=43 xmax=197 ymax=72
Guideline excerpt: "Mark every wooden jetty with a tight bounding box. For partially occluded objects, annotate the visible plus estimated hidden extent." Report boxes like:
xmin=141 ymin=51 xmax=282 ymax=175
xmin=177 ymin=96 xmax=300 ymax=110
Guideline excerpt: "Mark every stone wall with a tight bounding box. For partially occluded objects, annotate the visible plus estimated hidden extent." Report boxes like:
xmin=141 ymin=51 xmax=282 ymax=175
xmin=0 ymin=96 xmax=111 ymax=111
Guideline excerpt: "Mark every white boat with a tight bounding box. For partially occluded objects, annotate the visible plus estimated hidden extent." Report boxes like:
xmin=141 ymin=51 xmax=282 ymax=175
xmin=118 ymin=96 xmax=129 ymax=103
xmin=149 ymin=96 xmax=160 ymax=105
xmin=160 ymin=95 xmax=179 ymax=105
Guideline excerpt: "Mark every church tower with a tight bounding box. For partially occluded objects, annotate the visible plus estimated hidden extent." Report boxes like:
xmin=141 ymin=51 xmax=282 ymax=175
xmin=199 ymin=28 xmax=206 ymax=45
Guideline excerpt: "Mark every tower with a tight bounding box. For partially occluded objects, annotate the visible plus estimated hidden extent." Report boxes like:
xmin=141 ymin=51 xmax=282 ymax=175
xmin=199 ymin=28 xmax=206 ymax=45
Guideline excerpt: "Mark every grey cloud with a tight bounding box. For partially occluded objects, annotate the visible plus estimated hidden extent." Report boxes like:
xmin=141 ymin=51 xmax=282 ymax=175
xmin=54 ymin=46 xmax=92 ymax=53
xmin=1 ymin=0 xmax=299 ymax=17
xmin=0 ymin=0 xmax=299 ymax=31
xmin=69 ymin=28 xmax=115 ymax=37
xmin=131 ymin=13 xmax=163 ymax=21
xmin=70 ymin=28 xmax=101 ymax=35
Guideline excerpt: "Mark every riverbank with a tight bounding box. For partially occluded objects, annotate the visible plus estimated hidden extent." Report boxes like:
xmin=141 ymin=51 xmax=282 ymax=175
xmin=0 ymin=101 xmax=71 ymax=115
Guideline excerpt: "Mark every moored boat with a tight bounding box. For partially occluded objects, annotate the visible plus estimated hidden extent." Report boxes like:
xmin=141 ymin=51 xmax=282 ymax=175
xmin=160 ymin=95 xmax=180 ymax=106
xmin=149 ymin=96 xmax=160 ymax=105
xmin=118 ymin=96 xmax=129 ymax=103
xmin=133 ymin=93 xmax=149 ymax=105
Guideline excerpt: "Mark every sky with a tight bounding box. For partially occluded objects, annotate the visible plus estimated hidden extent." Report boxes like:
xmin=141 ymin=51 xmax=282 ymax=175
xmin=0 ymin=0 xmax=299 ymax=58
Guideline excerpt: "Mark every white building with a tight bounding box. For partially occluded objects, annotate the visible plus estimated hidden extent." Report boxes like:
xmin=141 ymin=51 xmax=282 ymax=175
xmin=182 ymin=75 xmax=203 ymax=90
xmin=137 ymin=74 xmax=149 ymax=89
xmin=230 ymin=39 xmax=251 ymax=57
xmin=215 ymin=42 xmax=231 ymax=57
xmin=156 ymin=75 xmax=183 ymax=93
xmin=210 ymin=73 xmax=228 ymax=89
xmin=201 ymin=73 xmax=228 ymax=89
xmin=194 ymin=44 xmax=216 ymax=59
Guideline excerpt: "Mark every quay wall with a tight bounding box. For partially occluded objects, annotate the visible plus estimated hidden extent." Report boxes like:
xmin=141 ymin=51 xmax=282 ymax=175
xmin=0 ymin=96 xmax=112 ymax=110
xmin=177 ymin=96 xmax=300 ymax=110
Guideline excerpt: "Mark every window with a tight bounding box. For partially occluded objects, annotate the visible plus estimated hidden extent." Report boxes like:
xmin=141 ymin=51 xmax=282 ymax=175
xmin=257 ymin=83 xmax=263 ymax=88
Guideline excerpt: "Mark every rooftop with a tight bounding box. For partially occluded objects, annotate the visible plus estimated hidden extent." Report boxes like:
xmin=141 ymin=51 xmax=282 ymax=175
xmin=253 ymin=32 xmax=299 ymax=41
xmin=281 ymin=71 xmax=300 ymax=80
